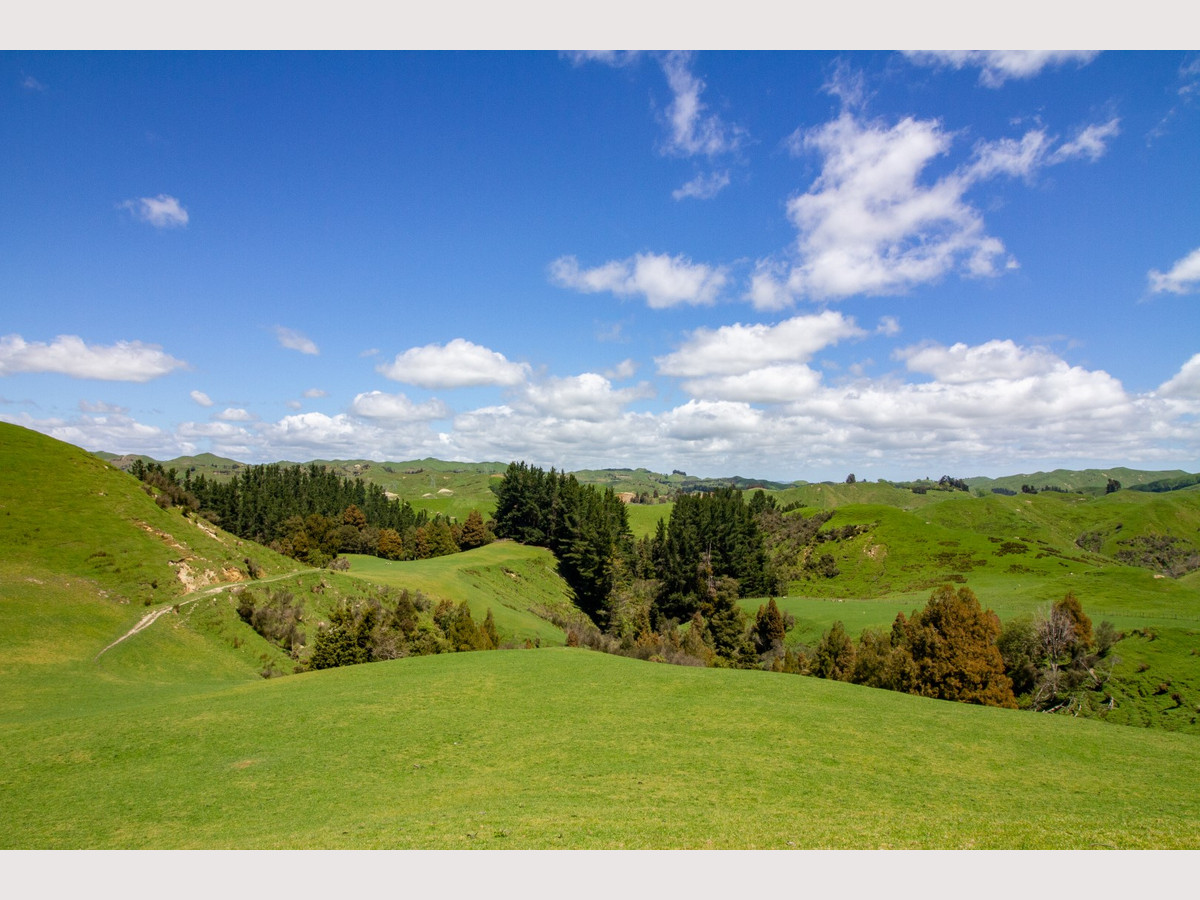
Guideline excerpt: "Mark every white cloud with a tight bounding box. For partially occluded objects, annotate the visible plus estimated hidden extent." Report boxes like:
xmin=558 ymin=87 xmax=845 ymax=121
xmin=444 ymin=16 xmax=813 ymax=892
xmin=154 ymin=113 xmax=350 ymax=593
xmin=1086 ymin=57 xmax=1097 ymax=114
xmin=657 ymin=311 xmax=864 ymax=378
xmin=119 ymin=194 xmax=189 ymax=228
xmin=79 ymin=400 xmax=127 ymax=414
xmin=377 ymin=338 xmax=530 ymax=389
xmin=876 ymin=316 xmax=901 ymax=336
xmin=672 ymin=170 xmax=731 ymax=201
xmin=11 ymin=338 xmax=1200 ymax=481
xmin=214 ymin=407 xmax=256 ymax=423
xmin=0 ymin=334 xmax=187 ymax=382
xmin=562 ymin=51 xmax=641 ymax=68
xmin=896 ymin=339 xmax=1065 ymax=384
xmin=822 ymin=59 xmax=868 ymax=110
xmin=1158 ymin=353 xmax=1200 ymax=400
xmin=1050 ymin=118 xmax=1121 ymax=163
xmin=745 ymin=260 xmax=795 ymax=312
xmin=1148 ymin=246 xmax=1200 ymax=295
xmin=274 ymin=326 xmax=319 ymax=356
xmin=303 ymin=388 xmax=328 ymax=398
xmin=550 ymin=252 xmax=727 ymax=309
xmin=21 ymin=74 xmax=47 ymax=92
xmin=680 ymin=364 xmax=824 ymax=404
xmin=966 ymin=130 xmax=1052 ymax=181
xmin=769 ymin=106 xmax=1119 ymax=305
xmin=658 ymin=51 xmax=744 ymax=158
xmin=905 ymin=51 xmax=1100 ymax=88
xmin=782 ymin=113 xmax=1005 ymax=300
xmin=190 ymin=390 xmax=214 ymax=407
xmin=521 ymin=373 xmax=654 ymax=423
xmin=604 ymin=359 xmax=638 ymax=380
xmin=350 ymin=390 xmax=450 ymax=421
xmin=661 ymin=399 xmax=765 ymax=441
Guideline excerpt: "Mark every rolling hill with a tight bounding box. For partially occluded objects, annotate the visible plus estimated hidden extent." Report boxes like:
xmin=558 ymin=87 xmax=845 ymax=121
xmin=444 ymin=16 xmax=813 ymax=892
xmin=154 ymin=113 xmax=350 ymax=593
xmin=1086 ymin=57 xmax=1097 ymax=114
xmin=3 ymin=421 xmax=1199 ymax=848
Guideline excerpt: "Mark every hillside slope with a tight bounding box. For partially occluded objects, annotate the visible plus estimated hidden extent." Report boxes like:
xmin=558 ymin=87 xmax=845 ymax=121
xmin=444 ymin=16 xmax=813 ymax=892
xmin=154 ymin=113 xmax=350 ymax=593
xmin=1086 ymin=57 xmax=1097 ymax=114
xmin=3 ymin=647 xmax=1199 ymax=849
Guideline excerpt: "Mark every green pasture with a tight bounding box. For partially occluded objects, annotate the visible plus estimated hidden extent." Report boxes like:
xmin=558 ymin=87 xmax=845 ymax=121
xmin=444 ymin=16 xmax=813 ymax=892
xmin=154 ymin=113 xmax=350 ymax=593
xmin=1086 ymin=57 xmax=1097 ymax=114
xmin=341 ymin=542 xmax=571 ymax=645
xmin=3 ymin=648 xmax=1198 ymax=849
xmin=624 ymin=501 xmax=672 ymax=538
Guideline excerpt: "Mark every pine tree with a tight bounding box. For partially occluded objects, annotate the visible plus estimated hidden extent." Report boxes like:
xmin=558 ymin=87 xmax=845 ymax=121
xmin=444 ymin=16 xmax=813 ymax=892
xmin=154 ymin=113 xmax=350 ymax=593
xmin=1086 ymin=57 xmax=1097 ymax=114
xmin=815 ymin=620 xmax=856 ymax=680
xmin=752 ymin=598 xmax=786 ymax=655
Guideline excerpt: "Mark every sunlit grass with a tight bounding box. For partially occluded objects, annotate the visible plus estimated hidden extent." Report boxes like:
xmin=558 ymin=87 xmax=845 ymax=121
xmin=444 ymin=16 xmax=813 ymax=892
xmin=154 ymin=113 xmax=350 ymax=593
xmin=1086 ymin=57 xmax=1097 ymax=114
xmin=2 ymin=649 xmax=1197 ymax=849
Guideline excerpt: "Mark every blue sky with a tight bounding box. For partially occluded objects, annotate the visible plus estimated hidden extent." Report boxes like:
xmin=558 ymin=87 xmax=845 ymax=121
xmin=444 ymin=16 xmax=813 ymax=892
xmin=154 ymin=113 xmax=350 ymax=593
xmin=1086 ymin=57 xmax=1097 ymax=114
xmin=3 ymin=45 xmax=1200 ymax=481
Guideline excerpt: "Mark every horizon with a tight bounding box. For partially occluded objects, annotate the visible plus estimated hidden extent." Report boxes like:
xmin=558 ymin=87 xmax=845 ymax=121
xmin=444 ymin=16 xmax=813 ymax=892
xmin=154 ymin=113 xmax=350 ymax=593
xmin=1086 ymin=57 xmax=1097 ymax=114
xmin=3 ymin=45 xmax=1199 ymax=482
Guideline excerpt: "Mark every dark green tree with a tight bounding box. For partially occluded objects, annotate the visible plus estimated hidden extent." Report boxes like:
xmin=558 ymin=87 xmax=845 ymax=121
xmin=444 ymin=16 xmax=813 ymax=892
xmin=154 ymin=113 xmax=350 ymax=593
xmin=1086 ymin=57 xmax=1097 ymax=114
xmin=814 ymin=620 xmax=856 ymax=681
xmin=752 ymin=598 xmax=787 ymax=655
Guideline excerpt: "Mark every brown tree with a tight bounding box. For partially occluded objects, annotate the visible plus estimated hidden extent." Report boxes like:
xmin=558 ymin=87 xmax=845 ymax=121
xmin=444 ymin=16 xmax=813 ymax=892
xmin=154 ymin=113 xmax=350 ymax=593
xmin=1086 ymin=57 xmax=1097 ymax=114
xmin=458 ymin=509 xmax=493 ymax=550
xmin=892 ymin=585 xmax=1017 ymax=709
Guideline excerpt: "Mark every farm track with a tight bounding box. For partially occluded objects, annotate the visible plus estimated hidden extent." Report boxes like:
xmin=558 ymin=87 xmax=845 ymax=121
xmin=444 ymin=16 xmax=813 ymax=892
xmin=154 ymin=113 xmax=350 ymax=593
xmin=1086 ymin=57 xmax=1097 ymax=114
xmin=93 ymin=571 xmax=300 ymax=660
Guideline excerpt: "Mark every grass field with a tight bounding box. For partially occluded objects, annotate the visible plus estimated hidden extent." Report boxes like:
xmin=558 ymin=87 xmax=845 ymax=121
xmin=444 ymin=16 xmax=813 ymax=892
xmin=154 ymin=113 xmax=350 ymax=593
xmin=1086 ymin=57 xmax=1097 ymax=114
xmin=3 ymin=648 xmax=1199 ymax=849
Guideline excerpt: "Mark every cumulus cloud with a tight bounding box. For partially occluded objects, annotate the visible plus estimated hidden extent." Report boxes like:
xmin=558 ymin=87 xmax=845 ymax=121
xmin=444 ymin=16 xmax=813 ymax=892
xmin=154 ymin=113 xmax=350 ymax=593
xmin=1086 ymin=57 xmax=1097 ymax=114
xmin=0 ymin=334 xmax=187 ymax=381
xmin=658 ymin=51 xmax=745 ymax=158
xmin=905 ymin=51 xmax=1100 ymax=88
xmin=190 ymin=390 xmax=214 ymax=407
xmin=274 ymin=326 xmax=319 ymax=356
xmin=10 ymin=338 xmax=1200 ymax=480
xmin=377 ymin=338 xmax=529 ymax=389
xmin=680 ymin=364 xmax=824 ymax=404
xmin=303 ymin=388 xmax=328 ymax=398
xmin=758 ymin=106 xmax=1120 ymax=307
xmin=550 ymin=252 xmax=727 ymax=309
xmin=657 ymin=311 xmax=864 ymax=377
xmin=896 ymin=339 xmax=1066 ymax=384
xmin=119 ymin=194 xmax=189 ymax=228
xmin=661 ymin=399 xmax=765 ymax=442
xmin=1157 ymin=353 xmax=1200 ymax=400
xmin=522 ymin=373 xmax=654 ymax=423
xmin=350 ymin=390 xmax=450 ymax=421
xmin=1148 ymin=246 xmax=1200 ymax=295
xmin=672 ymin=170 xmax=731 ymax=201
xmin=214 ymin=407 xmax=256 ymax=422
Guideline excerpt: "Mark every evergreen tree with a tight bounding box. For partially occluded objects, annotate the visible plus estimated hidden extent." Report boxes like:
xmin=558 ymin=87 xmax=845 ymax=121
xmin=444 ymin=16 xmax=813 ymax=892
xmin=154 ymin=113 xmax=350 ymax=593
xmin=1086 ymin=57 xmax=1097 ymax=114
xmin=815 ymin=620 xmax=856 ymax=680
xmin=752 ymin=598 xmax=787 ymax=655
xmin=891 ymin=585 xmax=1016 ymax=708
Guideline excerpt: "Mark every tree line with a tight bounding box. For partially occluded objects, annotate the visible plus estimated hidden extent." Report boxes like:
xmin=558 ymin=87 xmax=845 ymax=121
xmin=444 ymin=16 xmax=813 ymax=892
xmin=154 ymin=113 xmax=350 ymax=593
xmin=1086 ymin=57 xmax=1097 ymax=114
xmin=802 ymin=587 xmax=1121 ymax=711
xmin=129 ymin=459 xmax=493 ymax=567
xmin=235 ymin=584 xmax=505 ymax=676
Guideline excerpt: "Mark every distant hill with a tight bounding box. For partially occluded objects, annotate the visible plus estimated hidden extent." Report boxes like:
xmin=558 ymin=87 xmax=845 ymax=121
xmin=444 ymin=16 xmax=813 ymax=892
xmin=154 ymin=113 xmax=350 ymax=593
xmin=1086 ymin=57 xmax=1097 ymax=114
xmin=966 ymin=467 xmax=1194 ymax=495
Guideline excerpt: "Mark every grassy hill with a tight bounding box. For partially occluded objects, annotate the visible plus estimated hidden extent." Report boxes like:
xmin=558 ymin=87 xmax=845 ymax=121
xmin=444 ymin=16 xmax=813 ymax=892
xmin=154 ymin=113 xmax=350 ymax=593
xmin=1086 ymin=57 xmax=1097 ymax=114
xmin=966 ymin=467 xmax=1193 ymax=495
xmin=5 ymin=422 xmax=1200 ymax=847
xmin=3 ymin=647 xmax=1199 ymax=848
